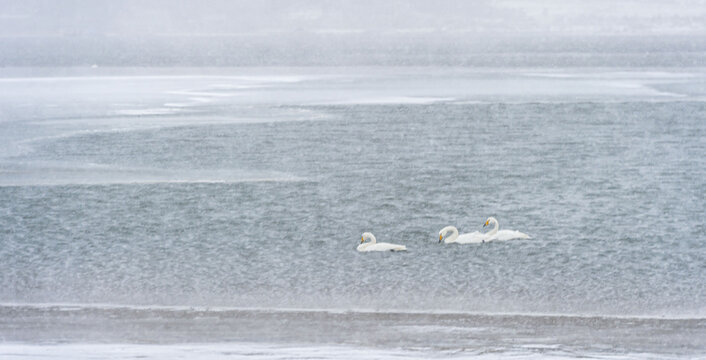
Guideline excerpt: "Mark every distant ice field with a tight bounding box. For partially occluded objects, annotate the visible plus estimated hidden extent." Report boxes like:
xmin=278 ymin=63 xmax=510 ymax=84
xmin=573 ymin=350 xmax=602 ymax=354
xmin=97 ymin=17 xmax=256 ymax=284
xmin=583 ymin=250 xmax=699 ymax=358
xmin=1 ymin=303 xmax=704 ymax=359
xmin=0 ymin=67 xmax=704 ymax=358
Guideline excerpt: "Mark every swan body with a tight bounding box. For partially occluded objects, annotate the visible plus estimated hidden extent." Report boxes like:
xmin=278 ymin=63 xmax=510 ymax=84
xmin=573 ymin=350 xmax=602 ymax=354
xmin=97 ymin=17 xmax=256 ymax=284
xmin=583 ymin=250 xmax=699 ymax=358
xmin=357 ymin=232 xmax=407 ymax=252
xmin=439 ymin=225 xmax=487 ymax=244
xmin=489 ymin=230 xmax=531 ymax=241
xmin=483 ymin=217 xmax=530 ymax=241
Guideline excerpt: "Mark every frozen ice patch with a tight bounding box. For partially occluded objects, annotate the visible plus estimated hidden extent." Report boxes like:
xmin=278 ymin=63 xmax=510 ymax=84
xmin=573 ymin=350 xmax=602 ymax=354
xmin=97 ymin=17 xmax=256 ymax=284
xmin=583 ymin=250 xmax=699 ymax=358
xmin=115 ymin=108 xmax=183 ymax=116
xmin=320 ymin=96 xmax=455 ymax=105
xmin=0 ymin=343 xmax=679 ymax=360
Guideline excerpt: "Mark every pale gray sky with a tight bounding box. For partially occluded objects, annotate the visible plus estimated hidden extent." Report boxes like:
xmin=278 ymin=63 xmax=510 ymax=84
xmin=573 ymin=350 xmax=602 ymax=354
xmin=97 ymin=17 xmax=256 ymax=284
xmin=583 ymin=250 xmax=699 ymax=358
xmin=1 ymin=0 xmax=704 ymax=66
xmin=1 ymin=0 xmax=705 ymax=37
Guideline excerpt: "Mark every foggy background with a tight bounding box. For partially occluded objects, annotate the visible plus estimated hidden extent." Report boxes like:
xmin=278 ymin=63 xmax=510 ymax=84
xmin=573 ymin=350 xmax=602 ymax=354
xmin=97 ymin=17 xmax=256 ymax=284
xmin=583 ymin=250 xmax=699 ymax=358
xmin=1 ymin=0 xmax=705 ymax=66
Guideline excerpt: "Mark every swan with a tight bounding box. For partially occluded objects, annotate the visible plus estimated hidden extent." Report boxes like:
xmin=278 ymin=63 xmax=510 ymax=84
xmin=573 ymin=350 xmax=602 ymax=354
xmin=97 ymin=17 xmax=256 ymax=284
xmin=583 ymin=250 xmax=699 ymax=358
xmin=357 ymin=232 xmax=407 ymax=252
xmin=438 ymin=225 xmax=487 ymax=244
xmin=482 ymin=217 xmax=530 ymax=241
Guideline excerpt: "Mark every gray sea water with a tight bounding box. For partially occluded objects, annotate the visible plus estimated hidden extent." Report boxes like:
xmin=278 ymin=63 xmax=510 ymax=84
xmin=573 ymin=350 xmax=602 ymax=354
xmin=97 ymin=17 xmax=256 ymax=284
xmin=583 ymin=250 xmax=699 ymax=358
xmin=0 ymin=67 xmax=705 ymax=359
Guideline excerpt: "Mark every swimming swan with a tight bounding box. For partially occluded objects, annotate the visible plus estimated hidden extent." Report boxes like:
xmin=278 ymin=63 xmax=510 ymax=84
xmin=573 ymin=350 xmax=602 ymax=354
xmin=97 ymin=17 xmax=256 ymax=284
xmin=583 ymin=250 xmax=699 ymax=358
xmin=438 ymin=225 xmax=487 ymax=244
xmin=483 ymin=217 xmax=530 ymax=241
xmin=357 ymin=232 xmax=407 ymax=252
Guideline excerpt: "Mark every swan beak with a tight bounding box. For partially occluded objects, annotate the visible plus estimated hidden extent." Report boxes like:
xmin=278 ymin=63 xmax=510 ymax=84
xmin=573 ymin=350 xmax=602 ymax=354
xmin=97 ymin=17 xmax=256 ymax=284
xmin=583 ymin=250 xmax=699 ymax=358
xmin=360 ymin=236 xmax=364 ymax=244
xmin=484 ymin=220 xmax=489 ymax=227
xmin=438 ymin=234 xmax=443 ymax=243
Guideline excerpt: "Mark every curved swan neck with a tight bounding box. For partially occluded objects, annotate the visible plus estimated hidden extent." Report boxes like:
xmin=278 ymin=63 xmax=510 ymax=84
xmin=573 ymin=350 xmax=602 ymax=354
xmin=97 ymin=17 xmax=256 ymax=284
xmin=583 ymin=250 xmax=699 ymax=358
xmin=486 ymin=217 xmax=499 ymax=236
xmin=440 ymin=226 xmax=459 ymax=243
xmin=448 ymin=227 xmax=459 ymax=242
xmin=362 ymin=232 xmax=376 ymax=244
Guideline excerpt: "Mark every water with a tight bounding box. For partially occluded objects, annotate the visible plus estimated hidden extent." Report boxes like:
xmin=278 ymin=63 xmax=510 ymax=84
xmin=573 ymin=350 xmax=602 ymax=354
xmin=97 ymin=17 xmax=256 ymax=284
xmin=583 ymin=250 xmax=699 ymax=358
xmin=0 ymin=67 xmax=705 ymax=358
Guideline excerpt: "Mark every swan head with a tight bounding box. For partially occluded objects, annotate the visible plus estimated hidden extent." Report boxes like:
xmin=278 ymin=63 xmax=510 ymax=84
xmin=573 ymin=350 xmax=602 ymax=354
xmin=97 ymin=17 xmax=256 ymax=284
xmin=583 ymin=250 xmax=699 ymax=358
xmin=483 ymin=217 xmax=498 ymax=227
xmin=438 ymin=225 xmax=455 ymax=243
xmin=361 ymin=232 xmax=376 ymax=244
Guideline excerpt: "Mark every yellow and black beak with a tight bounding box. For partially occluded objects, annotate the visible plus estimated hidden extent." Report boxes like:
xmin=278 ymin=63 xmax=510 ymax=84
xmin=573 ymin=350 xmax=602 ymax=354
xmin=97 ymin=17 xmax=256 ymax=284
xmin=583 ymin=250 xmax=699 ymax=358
xmin=438 ymin=234 xmax=443 ymax=243
xmin=360 ymin=236 xmax=365 ymax=244
xmin=483 ymin=220 xmax=489 ymax=227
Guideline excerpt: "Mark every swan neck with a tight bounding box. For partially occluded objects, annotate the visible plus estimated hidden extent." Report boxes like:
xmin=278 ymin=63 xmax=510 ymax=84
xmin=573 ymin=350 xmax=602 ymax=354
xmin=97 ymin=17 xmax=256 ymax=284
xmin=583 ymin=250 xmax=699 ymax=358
xmin=488 ymin=218 xmax=499 ymax=236
xmin=362 ymin=232 xmax=377 ymax=245
xmin=449 ymin=227 xmax=459 ymax=242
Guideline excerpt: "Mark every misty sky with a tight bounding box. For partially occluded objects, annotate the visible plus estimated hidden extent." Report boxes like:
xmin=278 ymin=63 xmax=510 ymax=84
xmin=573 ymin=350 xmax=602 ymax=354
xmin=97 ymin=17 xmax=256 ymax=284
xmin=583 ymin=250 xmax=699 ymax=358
xmin=1 ymin=0 xmax=705 ymax=37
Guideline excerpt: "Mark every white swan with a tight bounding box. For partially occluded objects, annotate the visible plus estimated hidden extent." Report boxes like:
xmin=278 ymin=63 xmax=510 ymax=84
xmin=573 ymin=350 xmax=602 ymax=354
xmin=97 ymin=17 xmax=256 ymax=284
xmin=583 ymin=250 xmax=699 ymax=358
xmin=482 ymin=217 xmax=530 ymax=241
xmin=438 ymin=225 xmax=487 ymax=244
xmin=357 ymin=232 xmax=407 ymax=252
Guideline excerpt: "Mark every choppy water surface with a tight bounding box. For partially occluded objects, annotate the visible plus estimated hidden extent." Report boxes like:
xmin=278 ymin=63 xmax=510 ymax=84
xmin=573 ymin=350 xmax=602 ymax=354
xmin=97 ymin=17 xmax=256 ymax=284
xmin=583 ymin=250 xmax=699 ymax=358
xmin=0 ymin=67 xmax=705 ymax=358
